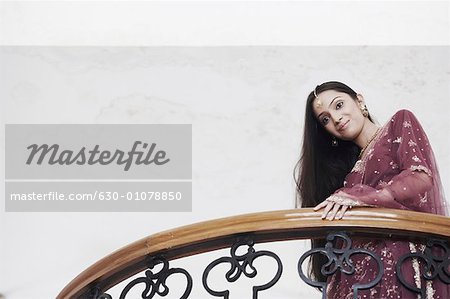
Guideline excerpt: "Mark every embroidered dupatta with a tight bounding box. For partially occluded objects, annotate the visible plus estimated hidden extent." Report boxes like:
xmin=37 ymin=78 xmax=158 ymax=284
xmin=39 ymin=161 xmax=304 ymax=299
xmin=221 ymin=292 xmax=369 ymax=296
xmin=327 ymin=109 xmax=447 ymax=215
xmin=325 ymin=110 xmax=449 ymax=299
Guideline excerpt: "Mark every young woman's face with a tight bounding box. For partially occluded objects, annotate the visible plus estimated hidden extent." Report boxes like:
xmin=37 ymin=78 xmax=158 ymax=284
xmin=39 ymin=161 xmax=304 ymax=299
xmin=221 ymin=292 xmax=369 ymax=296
xmin=312 ymin=90 xmax=366 ymax=141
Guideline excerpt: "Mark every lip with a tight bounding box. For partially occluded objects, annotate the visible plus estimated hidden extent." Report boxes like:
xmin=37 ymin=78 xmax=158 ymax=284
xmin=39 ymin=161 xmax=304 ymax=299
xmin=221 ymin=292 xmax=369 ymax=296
xmin=338 ymin=120 xmax=350 ymax=131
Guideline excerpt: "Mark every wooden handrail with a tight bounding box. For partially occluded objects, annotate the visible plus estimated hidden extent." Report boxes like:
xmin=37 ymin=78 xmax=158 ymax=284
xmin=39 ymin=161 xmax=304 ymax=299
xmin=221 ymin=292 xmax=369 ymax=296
xmin=57 ymin=208 xmax=450 ymax=299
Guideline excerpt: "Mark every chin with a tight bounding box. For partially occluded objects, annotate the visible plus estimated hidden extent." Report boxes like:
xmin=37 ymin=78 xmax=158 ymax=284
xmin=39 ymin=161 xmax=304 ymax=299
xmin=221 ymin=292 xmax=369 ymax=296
xmin=338 ymin=132 xmax=357 ymax=141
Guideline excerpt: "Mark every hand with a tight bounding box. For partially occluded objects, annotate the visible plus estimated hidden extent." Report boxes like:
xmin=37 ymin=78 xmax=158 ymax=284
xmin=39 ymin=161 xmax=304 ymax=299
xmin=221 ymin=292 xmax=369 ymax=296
xmin=313 ymin=200 xmax=351 ymax=221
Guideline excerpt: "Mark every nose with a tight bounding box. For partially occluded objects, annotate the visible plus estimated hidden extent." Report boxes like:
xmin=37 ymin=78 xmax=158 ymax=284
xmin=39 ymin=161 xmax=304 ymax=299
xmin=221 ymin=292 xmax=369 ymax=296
xmin=330 ymin=112 xmax=343 ymax=125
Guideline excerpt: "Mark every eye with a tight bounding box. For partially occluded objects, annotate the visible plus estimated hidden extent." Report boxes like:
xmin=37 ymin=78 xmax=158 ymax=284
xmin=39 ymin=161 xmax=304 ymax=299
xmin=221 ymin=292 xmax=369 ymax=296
xmin=321 ymin=116 xmax=330 ymax=125
xmin=336 ymin=101 xmax=343 ymax=109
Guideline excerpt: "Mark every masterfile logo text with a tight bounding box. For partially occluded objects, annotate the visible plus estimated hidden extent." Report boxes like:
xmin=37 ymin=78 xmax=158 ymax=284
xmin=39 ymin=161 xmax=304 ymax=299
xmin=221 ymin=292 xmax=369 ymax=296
xmin=5 ymin=124 xmax=192 ymax=212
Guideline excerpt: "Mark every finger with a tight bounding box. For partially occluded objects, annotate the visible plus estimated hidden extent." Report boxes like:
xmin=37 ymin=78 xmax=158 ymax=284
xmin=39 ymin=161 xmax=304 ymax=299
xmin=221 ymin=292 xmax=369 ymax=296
xmin=337 ymin=205 xmax=349 ymax=220
xmin=328 ymin=203 xmax=341 ymax=221
xmin=313 ymin=200 xmax=328 ymax=211
xmin=321 ymin=201 xmax=335 ymax=219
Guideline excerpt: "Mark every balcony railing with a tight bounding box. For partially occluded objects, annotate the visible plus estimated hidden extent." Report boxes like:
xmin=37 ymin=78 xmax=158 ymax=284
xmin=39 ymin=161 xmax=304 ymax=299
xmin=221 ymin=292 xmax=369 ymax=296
xmin=57 ymin=208 xmax=450 ymax=299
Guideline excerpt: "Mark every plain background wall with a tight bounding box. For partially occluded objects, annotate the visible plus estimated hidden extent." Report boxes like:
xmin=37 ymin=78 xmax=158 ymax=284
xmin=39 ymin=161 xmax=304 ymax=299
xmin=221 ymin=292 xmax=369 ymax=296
xmin=0 ymin=2 xmax=449 ymax=298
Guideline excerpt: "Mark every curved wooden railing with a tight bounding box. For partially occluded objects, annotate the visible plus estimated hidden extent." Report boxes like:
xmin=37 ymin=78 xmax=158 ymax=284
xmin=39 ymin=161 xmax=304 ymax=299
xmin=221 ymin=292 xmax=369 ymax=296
xmin=57 ymin=208 xmax=450 ymax=299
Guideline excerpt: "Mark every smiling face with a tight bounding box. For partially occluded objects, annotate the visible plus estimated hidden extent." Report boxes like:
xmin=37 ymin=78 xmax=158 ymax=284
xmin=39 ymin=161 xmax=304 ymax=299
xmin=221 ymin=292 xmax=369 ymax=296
xmin=312 ymin=89 xmax=366 ymax=141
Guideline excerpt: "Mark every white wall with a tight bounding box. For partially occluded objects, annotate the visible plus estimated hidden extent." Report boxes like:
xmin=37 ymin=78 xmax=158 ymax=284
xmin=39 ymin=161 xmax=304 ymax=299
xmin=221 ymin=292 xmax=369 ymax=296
xmin=0 ymin=2 xmax=449 ymax=299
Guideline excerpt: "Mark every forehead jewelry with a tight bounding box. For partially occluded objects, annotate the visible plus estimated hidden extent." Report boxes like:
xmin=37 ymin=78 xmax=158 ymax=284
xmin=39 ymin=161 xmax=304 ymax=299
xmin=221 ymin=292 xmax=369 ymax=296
xmin=313 ymin=87 xmax=322 ymax=108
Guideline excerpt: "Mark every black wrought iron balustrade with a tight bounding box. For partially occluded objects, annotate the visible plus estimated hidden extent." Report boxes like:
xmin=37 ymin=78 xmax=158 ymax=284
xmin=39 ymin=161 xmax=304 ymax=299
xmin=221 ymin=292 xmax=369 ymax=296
xmin=87 ymin=232 xmax=449 ymax=299
xmin=57 ymin=208 xmax=450 ymax=299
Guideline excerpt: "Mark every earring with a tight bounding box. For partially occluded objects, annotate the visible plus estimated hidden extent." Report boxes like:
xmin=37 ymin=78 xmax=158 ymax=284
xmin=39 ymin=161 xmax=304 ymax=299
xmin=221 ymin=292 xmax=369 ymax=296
xmin=361 ymin=105 xmax=369 ymax=117
xmin=332 ymin=136 xmax=338 ymax=147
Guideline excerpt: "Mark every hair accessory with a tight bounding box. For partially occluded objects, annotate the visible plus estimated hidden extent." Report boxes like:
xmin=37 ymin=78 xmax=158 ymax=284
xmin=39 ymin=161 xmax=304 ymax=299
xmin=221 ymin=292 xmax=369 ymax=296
xmin=331 ymin=136 xmax=338 ymax=147
xmin=314 ymin=87 xmax=323 ymax=108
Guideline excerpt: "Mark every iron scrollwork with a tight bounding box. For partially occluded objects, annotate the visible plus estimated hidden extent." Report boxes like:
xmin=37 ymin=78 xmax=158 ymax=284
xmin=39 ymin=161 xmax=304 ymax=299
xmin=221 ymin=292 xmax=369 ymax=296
xmin=396 ymin=238 xmax=450 ymax=298
xmin=90 ymin=287 xmax=112 ymax=299
xmin=90 ymin=256 xmax=193 ymax=299
xmin=202 ymin=238 xmax=283 ymax=299
xmin=297 ymin=232 xmax=383 ymax=299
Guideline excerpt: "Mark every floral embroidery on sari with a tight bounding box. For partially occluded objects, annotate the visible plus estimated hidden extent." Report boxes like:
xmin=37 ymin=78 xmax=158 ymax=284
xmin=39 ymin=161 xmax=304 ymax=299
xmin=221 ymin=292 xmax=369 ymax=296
xmin=410 ymin=165 xmax=432 ymax=176
xmin=412 ymin=155 xmax=422 ymax=163
xmin=351 ymin=160 xmax=365 ymax=174
xmin=403 ymin=121 xmax=412 ymax=128
xmin=393 ymin=136 xmax=402 ymax=144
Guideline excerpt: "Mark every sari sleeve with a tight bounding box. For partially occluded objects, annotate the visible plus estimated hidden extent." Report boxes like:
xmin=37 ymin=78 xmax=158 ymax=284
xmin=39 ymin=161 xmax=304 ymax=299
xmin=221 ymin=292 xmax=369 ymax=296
xmin=327 ymin=110 xmax=436 ymax=210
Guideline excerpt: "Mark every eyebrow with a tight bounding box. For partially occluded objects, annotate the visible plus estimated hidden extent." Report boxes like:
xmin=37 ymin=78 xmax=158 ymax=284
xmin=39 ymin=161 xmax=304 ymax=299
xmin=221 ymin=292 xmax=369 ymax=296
xmin=317 ymin=96 xmax=342 ymax=118
xmin=329 ymin=96 xmax=341 ymax=108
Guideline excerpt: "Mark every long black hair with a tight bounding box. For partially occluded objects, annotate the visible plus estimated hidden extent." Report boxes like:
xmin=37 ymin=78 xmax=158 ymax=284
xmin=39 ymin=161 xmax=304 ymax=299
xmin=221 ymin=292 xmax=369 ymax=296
xmin=293 ymin=81 xmax=374 ymax=283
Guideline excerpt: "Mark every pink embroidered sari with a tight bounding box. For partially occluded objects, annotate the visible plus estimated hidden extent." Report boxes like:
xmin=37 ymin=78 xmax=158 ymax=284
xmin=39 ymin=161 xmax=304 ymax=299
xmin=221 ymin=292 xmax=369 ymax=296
xmin=326 ymin=110 xmax=449 ymax=298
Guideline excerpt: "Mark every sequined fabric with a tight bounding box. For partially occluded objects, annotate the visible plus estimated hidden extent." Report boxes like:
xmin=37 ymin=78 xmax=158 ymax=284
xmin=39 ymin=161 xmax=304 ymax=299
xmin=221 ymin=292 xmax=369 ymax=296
xmin=326 ymin=110 xmax=449 ymax=299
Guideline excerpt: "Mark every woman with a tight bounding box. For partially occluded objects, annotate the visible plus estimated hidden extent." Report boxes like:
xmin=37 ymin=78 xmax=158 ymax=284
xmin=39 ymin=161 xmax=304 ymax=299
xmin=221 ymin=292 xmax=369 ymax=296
xmin=294 ymin=81 xmax=448 ymax=298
